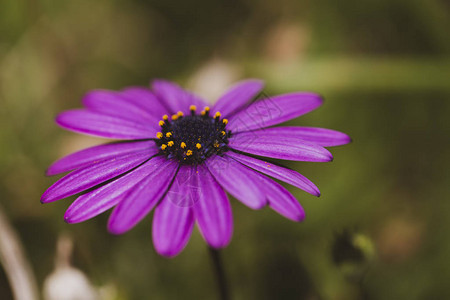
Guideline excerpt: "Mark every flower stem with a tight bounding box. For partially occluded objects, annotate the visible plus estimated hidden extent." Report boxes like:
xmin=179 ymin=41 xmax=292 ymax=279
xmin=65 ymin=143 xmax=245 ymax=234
xmin=0 ymin=203 xmax=39 ymax=300
xmin=208 ymin=247 xmax=230 ymax=300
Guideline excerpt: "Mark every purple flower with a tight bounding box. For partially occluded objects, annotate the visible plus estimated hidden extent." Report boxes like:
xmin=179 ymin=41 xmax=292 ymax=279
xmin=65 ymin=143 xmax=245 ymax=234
xmin=42 ymin=79 xmax=350 ymax=257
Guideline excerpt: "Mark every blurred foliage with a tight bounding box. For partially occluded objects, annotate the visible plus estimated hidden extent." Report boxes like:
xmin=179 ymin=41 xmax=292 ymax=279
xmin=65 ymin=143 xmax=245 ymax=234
xmin=0 ymin=0 xmax=449 ymax=299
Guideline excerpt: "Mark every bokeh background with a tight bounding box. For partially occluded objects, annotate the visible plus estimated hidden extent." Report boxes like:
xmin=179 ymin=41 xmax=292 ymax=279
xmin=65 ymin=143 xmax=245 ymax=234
xmin=1 ymin=0 xmax=449 ymax=299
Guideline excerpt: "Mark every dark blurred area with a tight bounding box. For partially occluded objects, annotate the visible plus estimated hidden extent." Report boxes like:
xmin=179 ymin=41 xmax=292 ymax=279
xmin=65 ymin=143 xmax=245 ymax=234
xmin=0 ymin=0 xmax=449 ymax=299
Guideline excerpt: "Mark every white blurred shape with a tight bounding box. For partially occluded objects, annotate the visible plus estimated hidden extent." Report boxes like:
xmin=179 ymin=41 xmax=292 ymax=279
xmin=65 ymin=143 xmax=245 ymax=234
xmin=43 ymin=235 xmax=99 ymax=300
xmin=188 ymin=58 xmax=241 ymax=103
xmin=43 ymin=268 xmax=98 ymax=300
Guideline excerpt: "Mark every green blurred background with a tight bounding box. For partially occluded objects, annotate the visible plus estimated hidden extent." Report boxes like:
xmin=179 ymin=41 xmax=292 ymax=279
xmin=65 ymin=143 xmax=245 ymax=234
xmin=1 ymin=0 xmax=449 ymax=299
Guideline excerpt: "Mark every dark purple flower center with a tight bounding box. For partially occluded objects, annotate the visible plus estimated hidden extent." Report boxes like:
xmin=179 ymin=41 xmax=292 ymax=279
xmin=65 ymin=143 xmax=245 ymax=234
xmin=154 ymin=105 xmax=230 ymax=165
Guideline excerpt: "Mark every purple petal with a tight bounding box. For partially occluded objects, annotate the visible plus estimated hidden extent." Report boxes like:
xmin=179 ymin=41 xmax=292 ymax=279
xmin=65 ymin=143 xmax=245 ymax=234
xmin=151 ymin=79 xmax=208 ymax=114
xmin=41 ymin=150 xmax=151 ymax=203
xmin=152 ymin=200 xmax=194 ymax=258
xmin=164 ymin=165 xmax=198 ymax=208
xmin=236 ymin=126 xmax=351 ymax=147
xmin=229 ymin=131 xmax=333 ymax=162
xmin=258 ymin=175 xmax=305 ymax=222
xmin=82 ymin=90 xmax=160 ymax=124
xmin=206 ymin=155 xmax=266 ymax=209
xmin=225 ymin=151 xmax=320 ymax=196
xmin=212 ymin=79 xmax=264 ymax=117
xmin=107 ymin=157 xmax=177 ymax=234
xmin=192 ymin=165 xmax=233 ymax=249
xmin=47 ymin=141 xmax=156 ymax=176
xmin=56 ymin=109 xmax=157 ymax=140
xmin=64 ymin=156 xmax=162 ymax=223
xmin=121 ymin=87 xmax=169 ymax=118
xmin=152 ymin=166 xmax=195 ymax=257
xmin=228 ymin=92 xmax=323 ymax=132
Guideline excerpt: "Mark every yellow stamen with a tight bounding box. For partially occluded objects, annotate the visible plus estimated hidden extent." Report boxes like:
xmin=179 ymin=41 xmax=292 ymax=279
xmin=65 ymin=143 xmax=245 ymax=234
xmin=171 ymin=114 xmax=178 ymax=121
xmin=158 ymin=120 xmax=165 ymax=127
xmin=214 ymin=142 xmax=220 ymax=148
xmin=201 ymin=110 xmax=206 ymax=116
xmin=221 ymin=131 xmax=226 ymax=136
xmin=156 ymin=132 xmax=163 ymax=139
xmin=186 ymin=150 xmax=193 ymax=156
xmin=189 ymin=105 xmax=197 ymax=111
xmin=177 ymin=111 xmax=183 ymax=117
xmin=196 ymin=143 xmax=202 ymax=149
xmin=180 ymin=142 xmax=187 ymax=149
xmin=222 ymin=119 xmax=228 ymax=125
xmin=214 ymin=112 xmax=221 ymax=118
xmin=166 ymin=132 xmax=172 ymax=138
xmin=204 ymin=106 xmax=210 ymax=112
xmin=161 ymin=144 xmax=167 ymax=150
xmin=168 ymin=141 xmax=174 ymax=147
xmin=162 ymin=114 xmax=169 ymax=121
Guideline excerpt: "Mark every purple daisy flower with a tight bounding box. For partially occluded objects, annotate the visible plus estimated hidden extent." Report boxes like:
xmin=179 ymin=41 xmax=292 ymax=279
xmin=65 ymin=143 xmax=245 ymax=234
xmin=42 ymin=79 xmax=350 ymax=257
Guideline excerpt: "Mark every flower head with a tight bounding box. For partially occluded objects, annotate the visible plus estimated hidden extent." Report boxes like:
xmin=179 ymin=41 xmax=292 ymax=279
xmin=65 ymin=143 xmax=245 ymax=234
xmin=42 ymin=79 xmax=350 ymax=257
